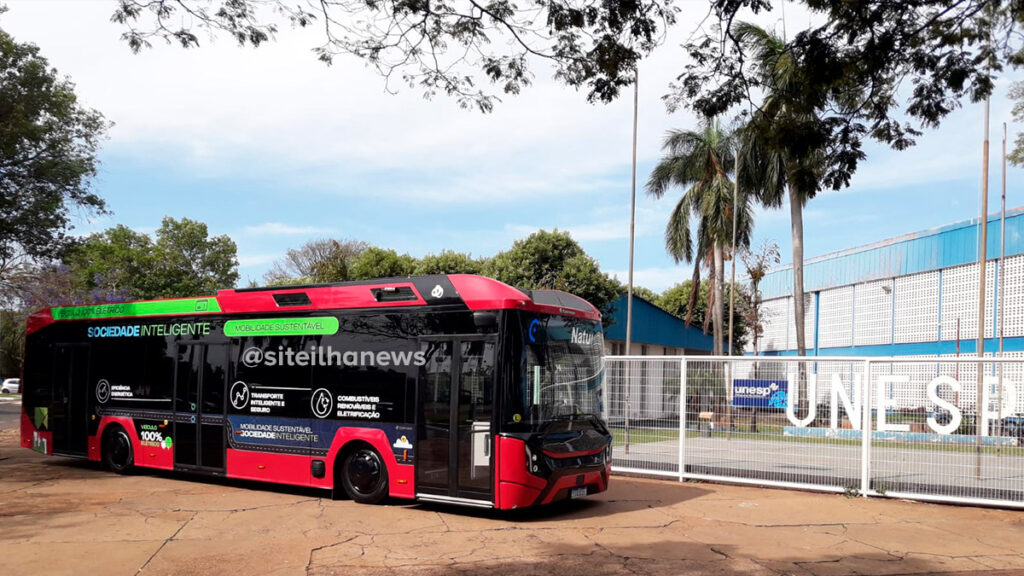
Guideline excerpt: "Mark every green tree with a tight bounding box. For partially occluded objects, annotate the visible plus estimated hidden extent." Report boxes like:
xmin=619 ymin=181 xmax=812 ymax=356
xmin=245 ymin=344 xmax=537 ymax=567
xmin=1008 ymin=81 xmax=1024 ymax=166
xmin=1 ymin=263 xmax=131 ymax=376
xmin=659 ymin=281 xmax=710 ymax=328
xmin=628 ymin=285 xmax=659 ymax=303
xmin=414 ymin=250 xmax=487 ymax=275
xmin=66 ymin=225 xmax=155 ymax=298
xmin=659 ymin=280 xmax=749 ymax=354
xmin=152 ymin=217 xmax=239 ymax=297
xmin=729 ymin=22 xmax=825 ymax=359
xmin=69 ymin=217 xmax=238 ymax=299
xmin=349 ymin=247 xmax=417 ymax=280
xmin=264 ymin=238 xmax=369 ymax=285
xmin=675 ymin=2 xmax=1022 ymax=190
xmin=0 ymin=308 xmax=22 ymax=377
xmin=740 ymin=239 xmax=781 ymax=356
xmin=0 ymin=22 xmax=109 ymax=283
xmin=483 ymin=230 xmax=620 ymax=323
xmin=110 ymin=0 xmax=673 ymax=112
xmin=646 ymin=117 xmax=753 ymax=355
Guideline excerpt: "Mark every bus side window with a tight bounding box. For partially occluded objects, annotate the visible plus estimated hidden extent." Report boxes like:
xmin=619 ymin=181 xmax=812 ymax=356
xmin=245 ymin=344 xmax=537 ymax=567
xmin=143 ymin=340 xmax=174 ymax=402
xmin=175 ymin=346 xmax=201 ymax=412
xmin=203 ymin=345 xmax=228 ymax=414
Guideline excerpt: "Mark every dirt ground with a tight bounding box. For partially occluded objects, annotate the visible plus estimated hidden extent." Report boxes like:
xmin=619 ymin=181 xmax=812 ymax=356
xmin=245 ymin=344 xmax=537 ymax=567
xmin=2 ymin=428 xmax=1023 ymax=576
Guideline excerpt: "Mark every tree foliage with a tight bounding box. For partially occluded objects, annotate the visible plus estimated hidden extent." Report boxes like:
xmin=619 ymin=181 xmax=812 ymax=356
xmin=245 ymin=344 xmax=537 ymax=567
xmin=68 ymin=217 xmax=239 ymax=299
xmin=264 ymin=238 xmax=369 ymax=285
xmin=1009 ymin=80 xmax=1024 ymax=166
xmin=646 ymin=116 xmax=754 ymax=354
xmin=658 ymin=279 xmax=748 ymax=354
xmin=0 ymin=21 xmax=109 ymax=281
xmin=414 ymin=250 xmax=487 ymax=275
xmin=627 ymin=285 xmax=659 ymax=303
xmin=740 ymin=239 xmax=780 ymax=355
xmin=349 ymin=246 xmax=417 ymax=280
xmin=674 ymin=1 xmax=1023 ymax=194
xmin=111 ymin=0 xmax=675 ymax=112
xmin=1 ymin=263 xmax=130 ymax=376
xmin=483 ymin=229 xmax=620 ymax=322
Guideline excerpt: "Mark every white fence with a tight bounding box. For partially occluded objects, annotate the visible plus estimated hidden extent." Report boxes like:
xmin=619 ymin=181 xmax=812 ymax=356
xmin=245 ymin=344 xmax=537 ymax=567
xmin=604 ymin=355 xmax=1024 ymax=508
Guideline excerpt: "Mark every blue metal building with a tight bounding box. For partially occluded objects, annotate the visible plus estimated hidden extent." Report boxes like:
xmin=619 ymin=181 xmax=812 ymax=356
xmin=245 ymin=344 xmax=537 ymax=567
xmin=755 ymin=207 xmax=1024 ymax=357
xmin=603 ymin=294 xmax=716 ymax=356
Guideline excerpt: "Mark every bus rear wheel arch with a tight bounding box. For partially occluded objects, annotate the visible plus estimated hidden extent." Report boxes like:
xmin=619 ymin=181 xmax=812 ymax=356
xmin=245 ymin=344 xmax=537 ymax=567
xmin=103 ymin=425 xmax=135 ymax=475
xmin=336 ymin=442 xmax=389 ymax=504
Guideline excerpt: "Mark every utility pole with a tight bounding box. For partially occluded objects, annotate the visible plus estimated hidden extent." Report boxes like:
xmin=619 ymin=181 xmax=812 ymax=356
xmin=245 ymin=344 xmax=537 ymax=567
xmin=998 ymin=122 xmax=1007 ymax=452
xmin=624 ymin=67 xmax=639 ymax=454
xmin=727 ymin=149 xmax=739 ymax=440
xmin=975 ymin=96 xmax=990 ymax=476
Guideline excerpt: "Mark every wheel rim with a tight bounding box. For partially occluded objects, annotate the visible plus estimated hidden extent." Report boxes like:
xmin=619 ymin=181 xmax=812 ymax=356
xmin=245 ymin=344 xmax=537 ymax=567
xmin=348 ymin=450 xmax=383 ymax=495
xmin=110 ymin=431 xmax=131 ymax=469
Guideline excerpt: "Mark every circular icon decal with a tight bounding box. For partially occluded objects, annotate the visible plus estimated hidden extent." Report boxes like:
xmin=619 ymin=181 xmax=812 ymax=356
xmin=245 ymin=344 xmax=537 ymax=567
xmin=431 ymin=284 xmax=444 ymax=299
xmin=528 ymin=318 xmax=541 ymax=343
xmin=96 ymin=379 xmax=110 ymax=404
xmin=230 ymin=381 xmax=250 ymax=410
xmin=311 ymin=388 xmax=333 ymax=419
xmin=513 ymin=413 xmax=522 ymax=423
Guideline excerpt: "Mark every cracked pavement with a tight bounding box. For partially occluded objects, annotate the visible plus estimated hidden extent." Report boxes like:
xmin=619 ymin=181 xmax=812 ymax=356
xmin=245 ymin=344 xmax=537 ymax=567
xmin=1 ymin=429 xmax=1023 ymax=576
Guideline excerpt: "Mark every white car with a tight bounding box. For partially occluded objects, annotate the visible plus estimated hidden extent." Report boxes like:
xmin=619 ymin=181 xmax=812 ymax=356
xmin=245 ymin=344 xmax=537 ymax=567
xmin=1 ymin=378 xmax=20 ymax=394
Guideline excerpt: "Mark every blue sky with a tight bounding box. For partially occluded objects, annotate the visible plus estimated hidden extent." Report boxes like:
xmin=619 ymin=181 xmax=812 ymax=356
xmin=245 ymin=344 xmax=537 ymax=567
xmin=5 ymin=1 xmax=1024 ymax=292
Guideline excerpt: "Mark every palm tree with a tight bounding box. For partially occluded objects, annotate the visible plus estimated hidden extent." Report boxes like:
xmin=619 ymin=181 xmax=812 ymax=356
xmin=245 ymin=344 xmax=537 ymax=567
xmin=733 ymin=21 xmax=825 ymax=360
xmin=647 ymin=117 xmax=753 ymax=355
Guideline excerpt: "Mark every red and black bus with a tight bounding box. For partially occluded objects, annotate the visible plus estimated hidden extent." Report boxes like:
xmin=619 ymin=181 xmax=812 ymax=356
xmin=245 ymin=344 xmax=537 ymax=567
xmin=20 ymin=274 xmax=611 ymax=509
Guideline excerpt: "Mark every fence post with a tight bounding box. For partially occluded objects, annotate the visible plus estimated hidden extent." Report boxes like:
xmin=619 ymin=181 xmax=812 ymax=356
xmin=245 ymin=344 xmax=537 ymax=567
xmin=678 ymin=357 xmax=687 ymax=482
xmin=860 ymin=359 xmax=873 ymax=497
xmin=624 ymin=359 xmax=631 ymax=454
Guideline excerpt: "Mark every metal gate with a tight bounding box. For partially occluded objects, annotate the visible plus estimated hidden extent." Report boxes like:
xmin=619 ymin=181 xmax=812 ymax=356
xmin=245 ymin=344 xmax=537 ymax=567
xmin=604 ymin=355 xmax=1024 ymax=508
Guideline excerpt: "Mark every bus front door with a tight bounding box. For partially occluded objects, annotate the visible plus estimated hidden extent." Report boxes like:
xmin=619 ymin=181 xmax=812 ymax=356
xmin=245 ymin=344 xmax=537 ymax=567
xmin=417 ymin=338 xmax=495 ymax=503
xmin=51 ymin=344 xmax=90 ymax=456
xmin=173 ymin=343 xmax=228 ymax=472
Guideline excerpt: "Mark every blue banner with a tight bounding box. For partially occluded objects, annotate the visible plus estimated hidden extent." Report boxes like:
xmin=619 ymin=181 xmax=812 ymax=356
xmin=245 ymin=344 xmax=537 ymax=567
xmin=732 ymin=379 xmax=788 ymax=408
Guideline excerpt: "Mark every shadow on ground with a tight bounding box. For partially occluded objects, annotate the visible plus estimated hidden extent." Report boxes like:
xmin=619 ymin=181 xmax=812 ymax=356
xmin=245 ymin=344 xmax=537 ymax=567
xmin=308 ymin=539 xmax=1024 ymax=576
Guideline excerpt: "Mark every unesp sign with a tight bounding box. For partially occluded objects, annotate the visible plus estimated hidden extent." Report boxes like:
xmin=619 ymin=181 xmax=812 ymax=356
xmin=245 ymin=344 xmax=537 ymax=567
xmin=771 ymin=372 xmax=1020 ymax=436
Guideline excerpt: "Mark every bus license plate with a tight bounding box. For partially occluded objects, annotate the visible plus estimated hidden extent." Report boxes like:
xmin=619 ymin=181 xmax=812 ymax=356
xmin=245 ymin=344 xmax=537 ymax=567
xmin=570 ymin=487 xmax=587 ymax=499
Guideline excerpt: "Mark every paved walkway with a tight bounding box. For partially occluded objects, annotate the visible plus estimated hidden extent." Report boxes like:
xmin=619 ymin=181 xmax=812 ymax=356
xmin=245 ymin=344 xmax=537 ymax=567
xmin=1 ymin=429 xmax=1023 ymax=575
xmin=614 ymin=435 xmax=1024 ymax=501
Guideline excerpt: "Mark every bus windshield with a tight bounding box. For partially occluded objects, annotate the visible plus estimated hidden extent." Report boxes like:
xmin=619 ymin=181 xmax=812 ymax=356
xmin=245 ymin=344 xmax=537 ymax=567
xmin=511 ymin=313 xmax=605 ymax=430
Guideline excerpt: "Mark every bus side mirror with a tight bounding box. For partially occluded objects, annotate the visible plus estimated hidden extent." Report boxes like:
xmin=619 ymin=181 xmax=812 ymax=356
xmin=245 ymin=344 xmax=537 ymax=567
xmin=473 ymin=312 xmax=497 ymax=329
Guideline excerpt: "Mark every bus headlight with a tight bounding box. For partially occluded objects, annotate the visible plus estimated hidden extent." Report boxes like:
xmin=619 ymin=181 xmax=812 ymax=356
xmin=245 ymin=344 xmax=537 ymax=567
xmin=524 ymin=445 xmax=541 ymax=474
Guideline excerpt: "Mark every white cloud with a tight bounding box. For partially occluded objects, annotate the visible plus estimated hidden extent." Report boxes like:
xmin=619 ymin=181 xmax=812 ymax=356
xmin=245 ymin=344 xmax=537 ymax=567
xmin=2 ymin=1 xmax=776 ymax=206
xmin=505 ymin=204 xmax=667 ymax=243
xmin=8 ymin=0 xmax=1013 ymax=286
xmin=238 ymin=253 xmax=280 ymax=268
xmin=243 ymin=222 xmax=332 ymax=236
xmin=606 ymin=266 xmax=693 ymax=293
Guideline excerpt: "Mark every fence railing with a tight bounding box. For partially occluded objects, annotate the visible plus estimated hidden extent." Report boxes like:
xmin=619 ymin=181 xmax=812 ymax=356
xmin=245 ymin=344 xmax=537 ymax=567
xmin=603 ymin=355 xmax=1024 ymax=508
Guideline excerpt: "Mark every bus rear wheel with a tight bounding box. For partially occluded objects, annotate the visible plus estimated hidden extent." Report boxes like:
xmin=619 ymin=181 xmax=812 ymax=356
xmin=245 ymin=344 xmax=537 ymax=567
xmin=340 ymin=446 xmax=388 ymax=504
xmin=104 ymin=426 xmax=134 ymax=474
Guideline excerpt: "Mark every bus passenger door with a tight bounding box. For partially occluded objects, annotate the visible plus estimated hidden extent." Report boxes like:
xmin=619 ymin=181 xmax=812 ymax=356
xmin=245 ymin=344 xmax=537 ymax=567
xmin=416 ymin=337 xmax=495 ymax=503
xmin=51 ymin=344 xmax=90 ymax=456
xmin=174 ymin=343 xmax=228 ymax=472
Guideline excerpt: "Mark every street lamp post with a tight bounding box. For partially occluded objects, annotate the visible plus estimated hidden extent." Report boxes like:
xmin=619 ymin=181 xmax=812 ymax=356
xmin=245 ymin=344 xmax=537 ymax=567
xmin=624 ymin=67 xmax=639 ymax=453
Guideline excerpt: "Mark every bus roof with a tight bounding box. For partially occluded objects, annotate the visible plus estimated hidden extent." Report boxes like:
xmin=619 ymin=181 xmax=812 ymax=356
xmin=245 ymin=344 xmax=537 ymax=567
xmin=27 ymin=274 xmax=601 ymax=334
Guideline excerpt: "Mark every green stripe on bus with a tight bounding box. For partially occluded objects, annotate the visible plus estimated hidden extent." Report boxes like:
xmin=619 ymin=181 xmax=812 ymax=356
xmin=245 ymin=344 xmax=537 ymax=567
xmin=223 ymin=317 xmax=340 ymax=337
xmin=51 ymin=298 xmax=222 ymax=320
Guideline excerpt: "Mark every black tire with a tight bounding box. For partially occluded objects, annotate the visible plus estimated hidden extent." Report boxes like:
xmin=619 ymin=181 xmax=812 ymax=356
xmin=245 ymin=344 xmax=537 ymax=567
xmin=340 ymin=446 xmax=388 ymax=504
xmin=104 ymin=426 xmax=134 ymax=474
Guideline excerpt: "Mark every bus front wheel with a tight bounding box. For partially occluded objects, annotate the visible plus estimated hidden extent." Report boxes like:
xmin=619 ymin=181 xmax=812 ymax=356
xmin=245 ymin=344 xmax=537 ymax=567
xmin=104 ymin=426 xmax=135 ymax=474
xmin=340 ymin=446 xmax=388 ymax=504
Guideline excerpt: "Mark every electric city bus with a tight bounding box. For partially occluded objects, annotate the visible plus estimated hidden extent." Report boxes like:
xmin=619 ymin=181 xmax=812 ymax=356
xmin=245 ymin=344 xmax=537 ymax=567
xmin=20 ymin=275 xmax=611 ymax=509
